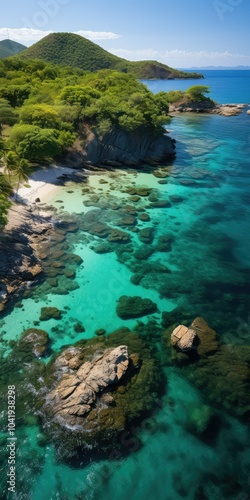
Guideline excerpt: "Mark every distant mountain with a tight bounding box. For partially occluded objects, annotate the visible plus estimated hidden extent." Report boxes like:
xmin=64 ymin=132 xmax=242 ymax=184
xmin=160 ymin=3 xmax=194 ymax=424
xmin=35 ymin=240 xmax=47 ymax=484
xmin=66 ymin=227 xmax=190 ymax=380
xmin=17 ymin=32 xmax=203 ymax=80
xmin=0 ymin=39 xmax=27 ymax=58
xmin=182 ymin=66 xmax=250 ymax=70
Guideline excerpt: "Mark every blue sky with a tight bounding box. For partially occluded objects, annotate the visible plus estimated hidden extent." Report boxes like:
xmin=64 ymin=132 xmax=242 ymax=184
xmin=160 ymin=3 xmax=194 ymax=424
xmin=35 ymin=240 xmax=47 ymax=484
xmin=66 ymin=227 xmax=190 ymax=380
xmin=0 ymin=0 xmax=249 ymax=67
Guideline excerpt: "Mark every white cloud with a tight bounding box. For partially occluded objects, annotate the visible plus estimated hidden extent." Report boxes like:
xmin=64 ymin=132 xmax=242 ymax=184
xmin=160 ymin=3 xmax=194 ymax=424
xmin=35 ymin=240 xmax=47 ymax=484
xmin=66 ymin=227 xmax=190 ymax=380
xmin=0 ymin=28 xmax=122 ymax=46
xmin=109 ymin=48 xmax=250 ymax=66
xmin=74 ymin=31 xmax=121 ymax=40
xmin=0 ymin=28 xmax=52 ymax=45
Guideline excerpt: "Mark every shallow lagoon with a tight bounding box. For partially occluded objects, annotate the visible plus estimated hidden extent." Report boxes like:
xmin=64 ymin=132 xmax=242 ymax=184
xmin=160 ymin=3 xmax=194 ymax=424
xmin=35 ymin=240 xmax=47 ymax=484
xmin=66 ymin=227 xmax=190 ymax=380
xmin=1 ymin=110 xmax=250 ymax=499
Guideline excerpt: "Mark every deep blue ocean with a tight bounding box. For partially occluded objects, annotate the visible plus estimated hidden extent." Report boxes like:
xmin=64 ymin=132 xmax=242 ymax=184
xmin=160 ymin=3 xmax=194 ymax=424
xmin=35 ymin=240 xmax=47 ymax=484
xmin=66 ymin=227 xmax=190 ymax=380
xmin=0 ymin=71 xmax=250 ymax=499
xmin=142 ymin=69 xmax=250 ymax=104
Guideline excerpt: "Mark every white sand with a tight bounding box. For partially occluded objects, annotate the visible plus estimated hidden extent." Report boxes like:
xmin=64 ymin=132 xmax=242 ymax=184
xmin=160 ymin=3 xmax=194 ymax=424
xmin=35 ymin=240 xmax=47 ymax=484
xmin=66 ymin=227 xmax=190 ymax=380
xmin=16 ymin=164 xmax=76 ymax=204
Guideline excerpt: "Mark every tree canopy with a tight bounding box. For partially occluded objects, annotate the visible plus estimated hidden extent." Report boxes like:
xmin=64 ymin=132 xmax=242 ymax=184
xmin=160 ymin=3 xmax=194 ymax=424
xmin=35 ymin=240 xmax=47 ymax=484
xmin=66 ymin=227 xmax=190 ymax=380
xmin=0 ymin=57 xmax=190 ymax=229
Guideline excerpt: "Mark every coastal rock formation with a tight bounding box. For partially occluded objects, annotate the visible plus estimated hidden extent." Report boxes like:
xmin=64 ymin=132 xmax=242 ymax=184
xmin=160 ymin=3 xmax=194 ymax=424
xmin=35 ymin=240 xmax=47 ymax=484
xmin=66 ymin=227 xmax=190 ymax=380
xmin=139 ymin=227 xmax=154 ymax=244
xmin=44 ymin=346 xmax=129 ymax=428
xmin=0 ymin=206 xmax=52 ymax=312
xmin=169 ymin=101 xmax=245 ymax=116
xmin=83 ymin=127 xmax=176 ymax=167
xmin=171 ymin=325 xmax=197 ymax=351
xmin=170 ymin=317 xmax=218 ymax=355
xmin=39 ymin=307 xmax=62 ymax=321
xmin=39 ymin=328 xmax=162 ymax=458
xmin=163 ymin=317 xmax=250 ymax=420
xmin=116 ymin=295 xmax=158 ymax=319
xmin=17 ymin=328 xmax=51 ymax=358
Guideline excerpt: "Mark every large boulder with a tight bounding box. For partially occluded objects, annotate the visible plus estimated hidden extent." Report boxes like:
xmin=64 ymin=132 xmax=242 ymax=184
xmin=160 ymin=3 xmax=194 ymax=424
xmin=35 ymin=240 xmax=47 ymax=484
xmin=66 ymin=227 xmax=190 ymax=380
xmin=170 ymin=317 xmax=218 ymax=355
xmin=116 ymin=295 xmax=158 ymax=319
xmin=39 ymin=329 xmax=162 ymax=459
xmin=44 ymin=346 xmax=129 ymax=427
xmin=171 ymin=325 xmax=197 ymax=351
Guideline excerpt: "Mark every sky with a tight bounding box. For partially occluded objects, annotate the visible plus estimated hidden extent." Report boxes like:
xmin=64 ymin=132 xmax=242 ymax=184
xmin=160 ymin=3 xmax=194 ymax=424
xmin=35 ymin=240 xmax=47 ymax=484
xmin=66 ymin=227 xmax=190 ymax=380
xmin=0 ymin=0 xmax=250 ymax=67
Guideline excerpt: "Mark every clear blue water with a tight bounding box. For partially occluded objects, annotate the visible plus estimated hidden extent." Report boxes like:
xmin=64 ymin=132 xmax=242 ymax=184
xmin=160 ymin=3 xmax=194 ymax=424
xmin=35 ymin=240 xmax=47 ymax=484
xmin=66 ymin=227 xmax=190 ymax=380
xmin=142 ymin=69 xmax=250 ymax=104
xmin=0 ymin=72 xmax=250 ymax=499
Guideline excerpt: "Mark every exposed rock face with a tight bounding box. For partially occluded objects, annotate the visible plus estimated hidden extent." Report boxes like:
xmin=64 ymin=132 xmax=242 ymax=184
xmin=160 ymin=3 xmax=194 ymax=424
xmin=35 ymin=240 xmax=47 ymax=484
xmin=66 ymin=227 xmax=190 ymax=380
xmin=116 ymin=295 xmax=158 ymax=319
xmin=170 ymin=317 xmax=218 ymax=355
xmin=84 ymin=127 xmax=175 ymax=166
xmin=44 ymin=346 xmax=129 ymax=428
xmin=171 ymin=325 xmax=197 ymax=351
xmin=169 ymin=101 xmax=245 ymax=116
xmin=37 ymin=328 xmax=162 ymax=458
xmin=164 ymin=317 xmax=250 ymax=419
xmin=0 ymin=206 xmax=53 ymax=312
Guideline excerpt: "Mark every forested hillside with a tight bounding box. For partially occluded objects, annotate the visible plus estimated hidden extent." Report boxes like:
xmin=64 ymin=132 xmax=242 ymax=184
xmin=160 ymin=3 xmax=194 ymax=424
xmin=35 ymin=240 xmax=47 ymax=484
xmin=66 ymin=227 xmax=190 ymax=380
xmin=18 ymin=32 xmax=203 ymax=80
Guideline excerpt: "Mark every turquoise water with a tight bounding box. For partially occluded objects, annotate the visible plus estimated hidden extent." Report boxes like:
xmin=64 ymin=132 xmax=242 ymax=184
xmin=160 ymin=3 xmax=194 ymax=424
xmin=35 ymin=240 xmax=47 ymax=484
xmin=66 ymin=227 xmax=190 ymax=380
xmin=1 ymin=77 xmax=250 ymax=499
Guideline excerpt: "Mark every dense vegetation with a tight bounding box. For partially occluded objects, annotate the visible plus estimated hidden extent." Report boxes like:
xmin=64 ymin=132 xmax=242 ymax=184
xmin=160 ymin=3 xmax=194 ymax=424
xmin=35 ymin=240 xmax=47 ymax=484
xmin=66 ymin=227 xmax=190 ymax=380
xmin=0 ymin=52 xmax=208 ymax=227
xmin=0 ymin=57 xmax=177 ymax=226
xmin=0 ymin=39 xmax=26 ymax=59
xmin=164 ymin=85 xmax=212 ymax=104
xmin=17 ymin=33 xmax=203 ymax=80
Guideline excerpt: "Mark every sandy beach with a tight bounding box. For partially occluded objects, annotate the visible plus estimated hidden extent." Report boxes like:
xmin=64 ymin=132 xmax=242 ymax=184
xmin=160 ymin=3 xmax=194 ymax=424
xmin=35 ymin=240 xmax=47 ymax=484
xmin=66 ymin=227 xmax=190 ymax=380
xmin=16 ymin=164 xmax=76 ymax=204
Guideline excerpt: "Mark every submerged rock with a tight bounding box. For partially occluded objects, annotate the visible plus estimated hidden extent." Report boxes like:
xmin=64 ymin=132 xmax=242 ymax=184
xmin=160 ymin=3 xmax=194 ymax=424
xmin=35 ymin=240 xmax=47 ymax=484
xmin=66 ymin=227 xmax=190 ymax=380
xmin=116 ymin=295 xmax=158 ymax=319
xmin=20 ymin=328 xmax=51 ymax=358
xmin=108 ymin=229 xmax=131 ymax=243
xmin=139 ymin=227 xmax=154 ymax=244
xmin=40 ymin=307 xmax=62 ymax=321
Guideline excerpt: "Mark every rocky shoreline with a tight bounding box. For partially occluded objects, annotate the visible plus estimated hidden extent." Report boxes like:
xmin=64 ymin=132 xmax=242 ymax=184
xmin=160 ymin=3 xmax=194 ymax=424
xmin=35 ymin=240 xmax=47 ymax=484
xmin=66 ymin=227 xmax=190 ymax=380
xmin=169 ymin=101 xmax=247 ymax=116
xmin=0 ymin=206 xmax=53 ymax=313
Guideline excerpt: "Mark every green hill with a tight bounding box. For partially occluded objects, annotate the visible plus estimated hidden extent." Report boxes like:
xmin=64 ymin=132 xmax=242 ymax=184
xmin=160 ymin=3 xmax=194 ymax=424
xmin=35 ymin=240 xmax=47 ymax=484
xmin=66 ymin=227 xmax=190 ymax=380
xmin=18 ymin=32 xmax=203 ymax=80
xmin=0 ymin=39 xmax=26 ymax=58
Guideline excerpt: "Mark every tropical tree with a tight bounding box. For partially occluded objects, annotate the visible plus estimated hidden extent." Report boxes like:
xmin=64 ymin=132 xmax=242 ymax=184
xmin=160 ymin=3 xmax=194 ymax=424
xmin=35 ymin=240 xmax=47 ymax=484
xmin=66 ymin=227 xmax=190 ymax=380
xmin=0 ymin=98 xmax=17 ymax=135
xmin=185 ymin=85 xmax=210 ymax=102
xmin=13 ymin=158 xmax=31 ymax=199
xmin=19 ymin=104 xmax=61 ymax=129
xmin=2 ymin=150 xmax=19 ymax=183
xmin=0 ymin=173 xmax=12 ymax=228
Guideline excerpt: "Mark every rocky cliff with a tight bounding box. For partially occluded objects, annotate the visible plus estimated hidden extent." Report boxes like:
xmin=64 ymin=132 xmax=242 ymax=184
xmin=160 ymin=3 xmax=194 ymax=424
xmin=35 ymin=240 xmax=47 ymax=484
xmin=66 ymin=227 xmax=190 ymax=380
xmin=82 ymin=127 xmax=176 ymax=167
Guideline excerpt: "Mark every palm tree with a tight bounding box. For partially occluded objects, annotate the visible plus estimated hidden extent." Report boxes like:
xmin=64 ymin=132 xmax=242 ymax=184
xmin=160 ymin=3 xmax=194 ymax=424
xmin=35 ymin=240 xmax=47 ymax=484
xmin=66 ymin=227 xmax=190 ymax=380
xmin=3 ymin=150 xmax=19 ymax=183
xmin=14 ymin=158 xmax=31 ymax=199
xmin=0 ymin=172 xmax=12 ymax=196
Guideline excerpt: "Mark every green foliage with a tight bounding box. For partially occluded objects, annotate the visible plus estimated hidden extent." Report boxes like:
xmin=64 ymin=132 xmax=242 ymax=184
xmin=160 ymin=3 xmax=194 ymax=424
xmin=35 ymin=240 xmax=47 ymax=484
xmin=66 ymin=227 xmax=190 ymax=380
xmin=17 ymin=32 xmax=203 ymax=80
xmin=59 ymin=85 xmax=101 ymax=106
xmin=19 ymin=104 xmax=61 ymax=129
xmin=0 ymin=84 xmax=32 ymax=107
xmin=0 ymin=98 xmax=17 ymax=128
xmin=0 ymin=173 xmax=11 ymax=228
xmin=164 ymin=90 xmax=185 ymax=103
xmin=9 ymin=124 xmax=62 ymax=161
xmin=0 ymin=39 xmax=26 ymax=59
xmin=185 ymin=85 xmax=210 ymax=102
xmin=0 ymin=59 xmax=172 ymax=165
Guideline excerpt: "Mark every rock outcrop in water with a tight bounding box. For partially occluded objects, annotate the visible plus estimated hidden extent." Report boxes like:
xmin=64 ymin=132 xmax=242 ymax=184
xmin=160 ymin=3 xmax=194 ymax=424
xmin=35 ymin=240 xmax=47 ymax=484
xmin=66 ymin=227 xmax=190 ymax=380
xmin=39 ymin=328 xmax=162 ymax=459
xmin=116 ymin=295 xmax=158 ymax=319
xmin=163 ymin=316 xmax=250 ymax=420
xmin=44 ymin=346 xmax=129 ymax=428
